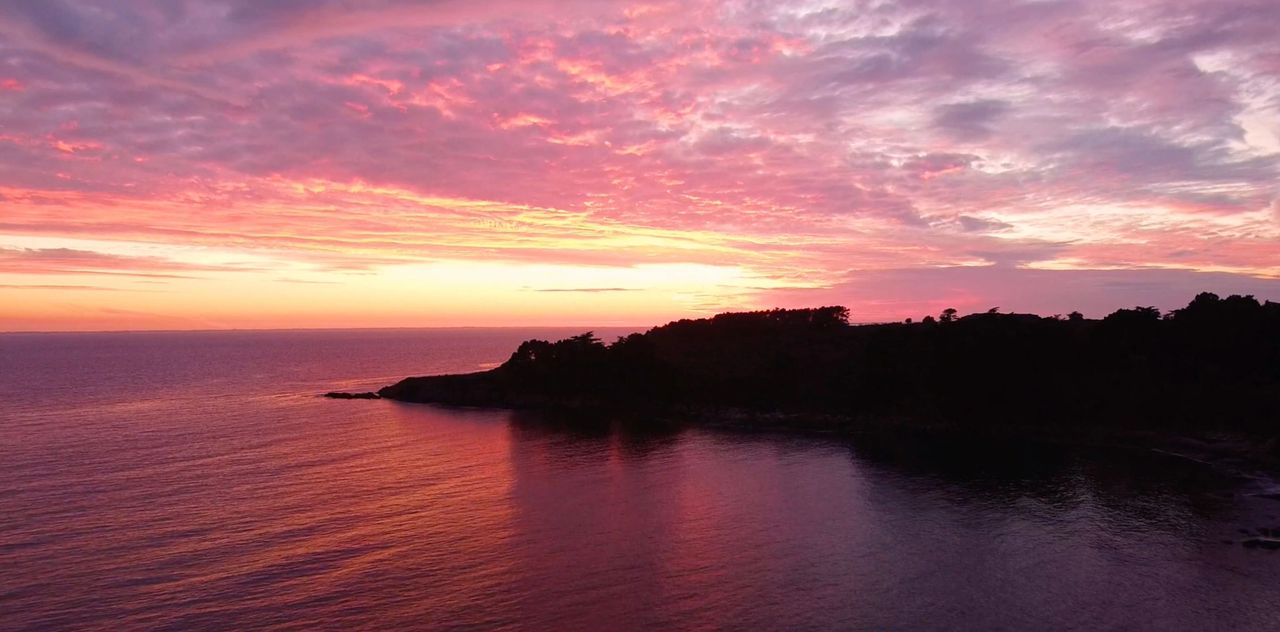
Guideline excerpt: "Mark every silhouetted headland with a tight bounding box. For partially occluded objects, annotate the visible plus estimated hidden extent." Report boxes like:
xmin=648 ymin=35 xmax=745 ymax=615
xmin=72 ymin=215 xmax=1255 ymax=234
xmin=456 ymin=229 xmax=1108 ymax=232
xmin=333 ymin=292 xmax=1280 ymax=451
xmin=324 ymin=391 xmax=380 ymax=400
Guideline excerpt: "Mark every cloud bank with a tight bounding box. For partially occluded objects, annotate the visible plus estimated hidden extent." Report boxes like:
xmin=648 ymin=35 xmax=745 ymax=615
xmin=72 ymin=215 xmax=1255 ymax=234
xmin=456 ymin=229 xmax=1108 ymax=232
xmin=1 ymin=0 xmax=1277 ymax=327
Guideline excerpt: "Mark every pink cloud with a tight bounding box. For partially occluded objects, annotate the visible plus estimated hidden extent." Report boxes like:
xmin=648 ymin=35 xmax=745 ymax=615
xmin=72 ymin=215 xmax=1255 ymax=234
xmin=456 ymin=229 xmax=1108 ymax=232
xmin=0 ymin=246 xmax=258 ymax=277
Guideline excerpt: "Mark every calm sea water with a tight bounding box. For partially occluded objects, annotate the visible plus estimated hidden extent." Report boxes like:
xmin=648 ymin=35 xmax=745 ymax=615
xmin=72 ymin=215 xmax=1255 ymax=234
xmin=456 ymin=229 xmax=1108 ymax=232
xmin=2 ymin=329 xmax=1279 ymax=631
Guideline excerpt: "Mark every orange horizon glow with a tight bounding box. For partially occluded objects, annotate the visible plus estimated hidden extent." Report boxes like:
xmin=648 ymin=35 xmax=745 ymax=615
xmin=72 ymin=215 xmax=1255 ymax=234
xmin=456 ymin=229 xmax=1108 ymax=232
xmin=1 ymin=1 xmax=1278 ymax=331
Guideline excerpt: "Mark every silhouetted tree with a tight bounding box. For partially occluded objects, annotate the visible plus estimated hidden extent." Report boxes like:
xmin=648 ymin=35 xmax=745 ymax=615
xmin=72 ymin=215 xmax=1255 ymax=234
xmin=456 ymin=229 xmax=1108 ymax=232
xmin=1103 ymin=305 xmax=1161 ymax=325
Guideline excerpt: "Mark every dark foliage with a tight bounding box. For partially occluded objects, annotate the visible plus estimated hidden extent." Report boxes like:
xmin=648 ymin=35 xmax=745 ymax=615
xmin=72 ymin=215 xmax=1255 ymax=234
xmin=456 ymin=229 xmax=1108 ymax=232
xmin=378 ymin=296 xmax=1280 ymax=434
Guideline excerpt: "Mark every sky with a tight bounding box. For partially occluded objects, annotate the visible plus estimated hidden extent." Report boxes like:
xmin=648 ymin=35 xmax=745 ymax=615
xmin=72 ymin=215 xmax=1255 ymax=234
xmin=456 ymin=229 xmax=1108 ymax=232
xmin=1 ymin=0 xmax=1278 ymax=331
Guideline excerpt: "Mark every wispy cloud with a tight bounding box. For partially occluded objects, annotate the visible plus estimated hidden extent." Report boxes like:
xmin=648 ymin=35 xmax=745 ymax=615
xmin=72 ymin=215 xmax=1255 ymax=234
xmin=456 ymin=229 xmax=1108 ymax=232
xmin=0 ymin=283 xmax=122 ymax=291
xmin=0 ymin=246 xmax=258 ymax=277
xmin=533 ymin=287 xmax=639 ymax=293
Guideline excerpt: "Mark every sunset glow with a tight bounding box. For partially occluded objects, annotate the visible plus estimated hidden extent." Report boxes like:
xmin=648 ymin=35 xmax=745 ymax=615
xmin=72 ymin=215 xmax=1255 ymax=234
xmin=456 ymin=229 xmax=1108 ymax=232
xmin=2 ymin=0 xmax=1278 ymax=330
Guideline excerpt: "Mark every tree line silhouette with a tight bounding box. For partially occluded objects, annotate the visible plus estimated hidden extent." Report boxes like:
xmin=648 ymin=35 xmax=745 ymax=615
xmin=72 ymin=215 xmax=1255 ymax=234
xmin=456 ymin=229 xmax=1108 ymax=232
xmin=375 ymin=293 xmax=1280 ymax=435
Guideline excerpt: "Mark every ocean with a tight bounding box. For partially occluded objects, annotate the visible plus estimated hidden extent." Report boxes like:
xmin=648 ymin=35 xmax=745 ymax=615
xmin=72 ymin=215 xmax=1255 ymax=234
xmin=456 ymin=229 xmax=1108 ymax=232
xmin=2 ymin=329 xmax=1278 ymax=630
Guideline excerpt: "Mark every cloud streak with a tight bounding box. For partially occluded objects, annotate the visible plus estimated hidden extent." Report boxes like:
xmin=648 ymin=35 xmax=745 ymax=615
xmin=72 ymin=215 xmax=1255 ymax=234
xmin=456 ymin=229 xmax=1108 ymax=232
xmin=534 ymin=287 xmax=639 ymax=293
xmin=0 ymin=246 xmax=258 ymax=277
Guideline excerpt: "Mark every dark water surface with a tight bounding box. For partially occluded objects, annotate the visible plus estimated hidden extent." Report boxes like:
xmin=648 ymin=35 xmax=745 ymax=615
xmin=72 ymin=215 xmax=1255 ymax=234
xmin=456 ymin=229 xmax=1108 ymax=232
xmin=2 ymin=330 xmax=1279 ymax=631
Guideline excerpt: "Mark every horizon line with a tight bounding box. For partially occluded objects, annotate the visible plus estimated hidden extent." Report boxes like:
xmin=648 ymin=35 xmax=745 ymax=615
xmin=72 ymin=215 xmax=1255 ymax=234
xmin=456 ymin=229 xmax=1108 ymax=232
xmin=0 ymin=324 xmax=662 ymax=335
